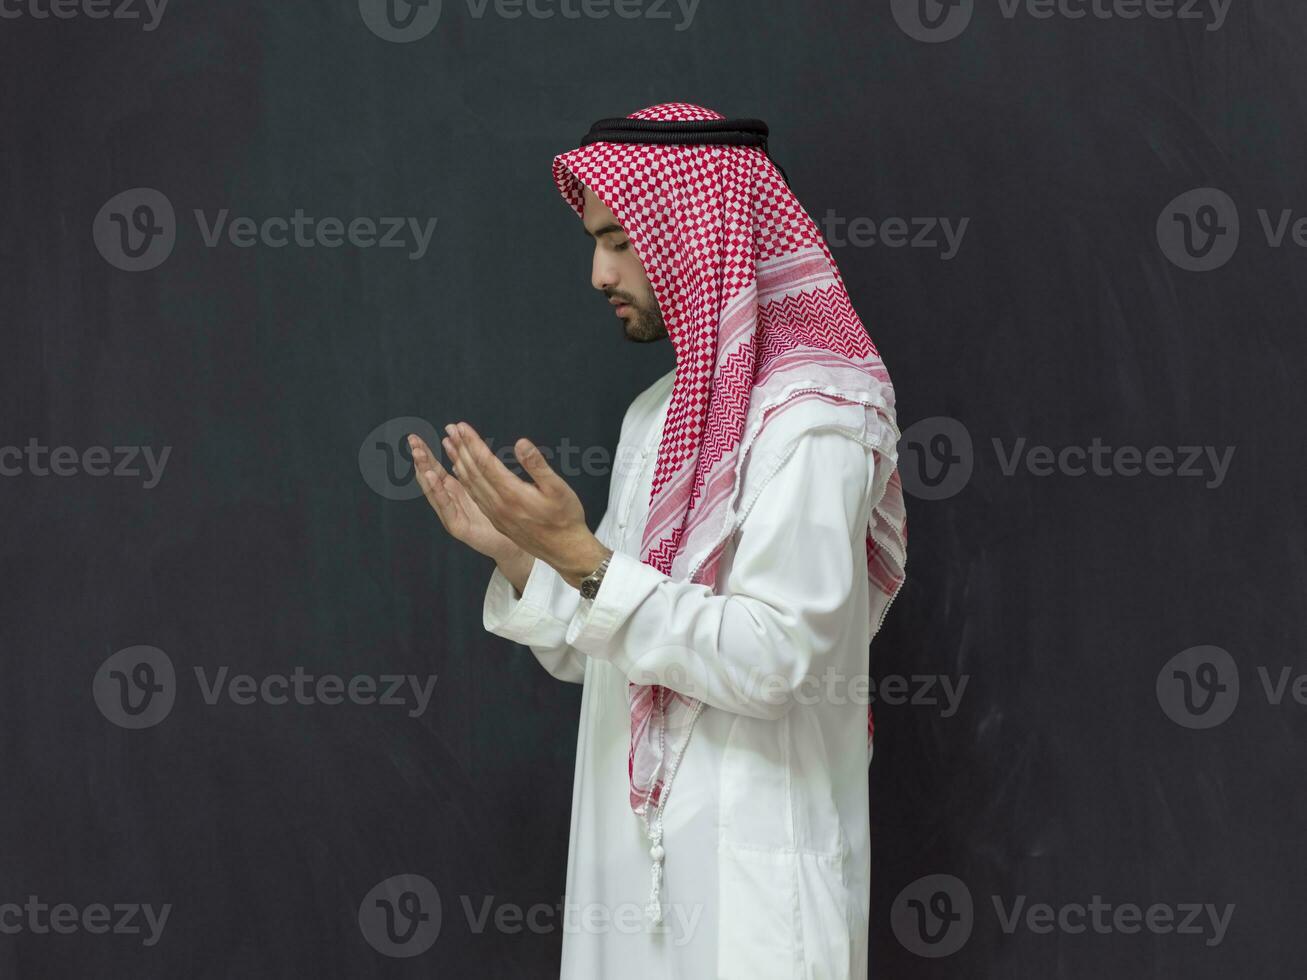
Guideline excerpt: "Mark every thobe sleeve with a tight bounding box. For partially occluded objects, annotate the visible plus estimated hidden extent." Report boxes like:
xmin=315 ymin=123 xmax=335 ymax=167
xmin=562 ymin=428 xmax=873 ymax=721
xmin=482 ymin=378 xmax=655 ymax=684
xmin=481 ymin=506 xmax=619 ymax=685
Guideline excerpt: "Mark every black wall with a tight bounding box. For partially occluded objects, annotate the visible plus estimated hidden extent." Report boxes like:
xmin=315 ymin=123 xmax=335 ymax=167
xmin=2 ymin=0 xmax=1304 ymax=976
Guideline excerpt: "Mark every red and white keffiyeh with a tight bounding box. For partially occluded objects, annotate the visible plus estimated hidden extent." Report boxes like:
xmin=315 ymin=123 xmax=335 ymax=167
xmin=552 ymin=102 xmax=908 ymax=918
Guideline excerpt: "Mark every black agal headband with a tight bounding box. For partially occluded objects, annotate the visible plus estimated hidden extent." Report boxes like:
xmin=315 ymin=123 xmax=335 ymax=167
xmin=578 ymin=116 xmax=791 ymax=187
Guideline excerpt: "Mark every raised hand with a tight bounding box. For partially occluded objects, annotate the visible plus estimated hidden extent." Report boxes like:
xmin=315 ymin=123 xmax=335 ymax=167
xmin=431 ymin=421 xmax=610 ymax=590
xmin=407 ymin=431 xmax=519 ymax=563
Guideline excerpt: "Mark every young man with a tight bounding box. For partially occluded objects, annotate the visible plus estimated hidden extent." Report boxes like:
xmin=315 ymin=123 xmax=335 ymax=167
xmin=408 ymin=103 xmax=907 ymax=979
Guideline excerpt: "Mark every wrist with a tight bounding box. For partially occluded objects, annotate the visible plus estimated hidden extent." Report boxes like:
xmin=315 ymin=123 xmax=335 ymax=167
xmin=557 ymin=538 xmax=612 ymax=591
xmin=491 ymin=542 xmax=529 ymax=566
xmin=493 ymin=546 xmax=534 ymax=598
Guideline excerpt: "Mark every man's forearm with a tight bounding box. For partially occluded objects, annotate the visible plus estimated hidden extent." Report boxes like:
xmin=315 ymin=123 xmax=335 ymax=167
xmin=496 ymin=548 xmax=535 ymax=598
xmin=496 ymin=534 xmax=612 ymax=598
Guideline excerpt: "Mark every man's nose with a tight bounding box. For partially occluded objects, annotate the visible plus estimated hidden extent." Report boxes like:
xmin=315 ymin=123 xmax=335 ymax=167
xmin=591 ymin=249 xmax=618 ymax=293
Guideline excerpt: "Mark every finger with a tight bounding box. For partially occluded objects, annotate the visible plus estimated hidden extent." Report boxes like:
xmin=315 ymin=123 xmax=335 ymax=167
xmin=443 ymin=428 xmax=498 ymax=518
xmin=450 ymin=422 xmax=517 ymax=510
xmin=514 ymin=437 xmax=567 ymax=494
xmin=408 ymin=435 xmax=470 ymax=527
xmin=408 ymin=432 xmax=439 ymax=487
xmin=457 ymin=422 xmax=521 ymax=495
xmin=407 ymin=432 xmax=434 ymax=461
xmin=437 ymin=467 xmax=473 ymax=512
xmin=412 ymin=446 xmax=459 ymax=528
xmin=407 ymin=435 xmax=443 ymax=499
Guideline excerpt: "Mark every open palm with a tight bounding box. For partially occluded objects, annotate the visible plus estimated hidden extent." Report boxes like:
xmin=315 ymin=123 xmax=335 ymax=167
xmin=407 ymin=433 xmax=516 ymax=561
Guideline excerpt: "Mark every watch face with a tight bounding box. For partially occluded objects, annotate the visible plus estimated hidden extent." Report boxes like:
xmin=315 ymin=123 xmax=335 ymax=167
xmin=580 ymin=558 xmax=607 ymax=600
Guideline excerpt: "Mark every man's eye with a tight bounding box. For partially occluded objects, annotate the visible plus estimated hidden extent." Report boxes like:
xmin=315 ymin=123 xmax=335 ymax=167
xmin=614 ymin=241 xmax=631 ymax=252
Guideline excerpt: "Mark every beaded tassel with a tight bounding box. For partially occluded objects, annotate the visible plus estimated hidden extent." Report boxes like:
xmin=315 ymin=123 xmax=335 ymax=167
xmin=645 ymin=817 xmax=667 ymax=924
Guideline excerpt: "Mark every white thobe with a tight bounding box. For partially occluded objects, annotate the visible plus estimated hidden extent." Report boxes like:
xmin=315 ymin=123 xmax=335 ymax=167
xmin=483 ymin=366 xmax=880 ymax=979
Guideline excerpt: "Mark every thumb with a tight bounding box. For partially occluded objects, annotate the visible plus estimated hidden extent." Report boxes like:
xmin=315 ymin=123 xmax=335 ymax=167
xmin=515 ymin=438 xmax=560 ymax=488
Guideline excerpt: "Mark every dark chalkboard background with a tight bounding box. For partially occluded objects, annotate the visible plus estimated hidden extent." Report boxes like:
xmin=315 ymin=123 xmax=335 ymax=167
xmin=3 ymin=0 xmax=1305 ymax=976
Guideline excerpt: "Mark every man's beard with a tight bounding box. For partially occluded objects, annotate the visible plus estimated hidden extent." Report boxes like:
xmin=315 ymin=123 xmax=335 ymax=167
xmin=610 ymin=293 xmax=668 ymax=343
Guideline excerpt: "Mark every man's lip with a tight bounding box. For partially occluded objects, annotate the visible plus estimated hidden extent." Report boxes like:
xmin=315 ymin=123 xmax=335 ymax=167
xmin=614 ymin=303 xmax=631 ymax=317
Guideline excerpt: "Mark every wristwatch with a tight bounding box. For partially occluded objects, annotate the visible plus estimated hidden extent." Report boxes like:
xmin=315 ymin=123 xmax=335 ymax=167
xmin=579 ymin=555 xmax=612 ymax=600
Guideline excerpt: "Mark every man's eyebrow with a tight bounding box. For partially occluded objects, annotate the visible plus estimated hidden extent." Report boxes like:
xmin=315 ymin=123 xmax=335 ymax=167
xmin=584 ymin=222 xmax=626 ymax=239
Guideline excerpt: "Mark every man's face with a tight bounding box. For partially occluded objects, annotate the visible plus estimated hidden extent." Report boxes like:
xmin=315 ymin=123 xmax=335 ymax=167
xmin=581 ymin=185 xmax=668 ymax=344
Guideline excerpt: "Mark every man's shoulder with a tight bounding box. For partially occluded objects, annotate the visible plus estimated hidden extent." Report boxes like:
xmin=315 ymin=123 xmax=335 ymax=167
xmin=750 ymin=394 xmax=871 ymax=458
xmin=738 ymin=395 xmax=876 ymax=501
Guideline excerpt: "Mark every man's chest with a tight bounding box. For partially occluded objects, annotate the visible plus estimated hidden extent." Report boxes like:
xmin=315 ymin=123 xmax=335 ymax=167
xmin=608 ymin=397 xmax=672 ymax=550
